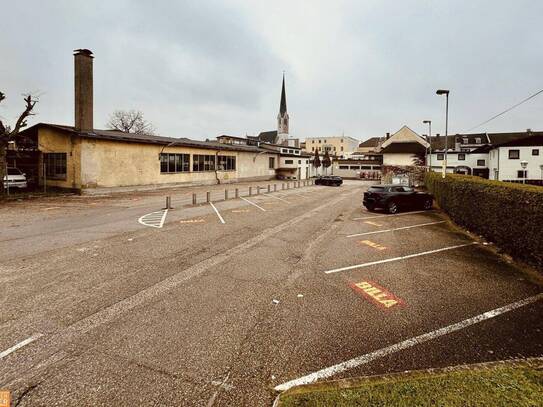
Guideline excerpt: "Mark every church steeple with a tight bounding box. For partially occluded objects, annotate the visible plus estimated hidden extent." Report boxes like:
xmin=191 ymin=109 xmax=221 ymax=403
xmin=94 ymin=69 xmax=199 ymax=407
xmin=277 ymin=73 xmax=289 ymax=137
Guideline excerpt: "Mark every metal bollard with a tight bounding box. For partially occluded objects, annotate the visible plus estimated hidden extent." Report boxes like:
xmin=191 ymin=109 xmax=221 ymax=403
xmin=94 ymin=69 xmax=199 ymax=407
xmin=225 ymin=189 xmax=228 ymax=200
xmin=165 ymin=196 xmax=172 ymax=209
xmin=235 ymin=188 xmax=239 ymax=198
xmin=282 ymin=183 xmax=285 ymax=190
xmin=249 ymin=186 xmax=252 ymax=196
xmin=206 ymin=191 xmax=211 ymax=203
xmin=267 ymin=185 xmax=271 ymax=193
xmin=287 ymin=182 xmax=290 ymax=189
xmin=274 ymin=184 xmax=277 ymax=192
xmin=192 ymin=193 xmax=197 ymax=205
xmin=257 ymin=186 xmax=261 ymax=195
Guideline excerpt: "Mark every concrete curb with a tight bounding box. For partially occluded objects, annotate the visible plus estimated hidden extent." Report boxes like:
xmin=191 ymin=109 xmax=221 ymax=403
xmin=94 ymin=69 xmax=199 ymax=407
xmin=274 ymin=357 xmax=543 ymax=406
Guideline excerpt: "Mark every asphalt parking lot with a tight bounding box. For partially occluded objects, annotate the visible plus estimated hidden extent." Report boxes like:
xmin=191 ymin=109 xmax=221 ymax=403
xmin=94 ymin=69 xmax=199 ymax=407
xmin=1 ymin=180 xmax=542 ymax=406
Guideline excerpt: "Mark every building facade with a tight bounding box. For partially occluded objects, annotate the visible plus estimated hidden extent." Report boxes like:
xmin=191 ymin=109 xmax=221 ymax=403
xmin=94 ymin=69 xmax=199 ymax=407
xmin=303 ymin=136 xmax=359 ymax=158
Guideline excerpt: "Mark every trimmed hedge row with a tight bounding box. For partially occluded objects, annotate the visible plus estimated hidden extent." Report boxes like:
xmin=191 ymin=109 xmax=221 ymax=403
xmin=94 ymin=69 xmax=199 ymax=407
xmin=425 ymin=172 xmax=543 ymax=269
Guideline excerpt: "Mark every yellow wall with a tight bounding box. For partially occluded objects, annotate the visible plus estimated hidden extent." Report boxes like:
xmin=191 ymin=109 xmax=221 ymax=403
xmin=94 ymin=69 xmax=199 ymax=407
xmin=80 ymin=138 xmax=278 ymax=189
xmin=304 ymin=137 xmax=359 ymax=156
xmin=38 ymin=127 xmax=81 ymax=190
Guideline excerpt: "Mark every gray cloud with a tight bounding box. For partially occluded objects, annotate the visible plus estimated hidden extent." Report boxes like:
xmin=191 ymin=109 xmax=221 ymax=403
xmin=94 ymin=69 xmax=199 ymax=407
xmin=1 ymin=0 xmax=542 ymax=141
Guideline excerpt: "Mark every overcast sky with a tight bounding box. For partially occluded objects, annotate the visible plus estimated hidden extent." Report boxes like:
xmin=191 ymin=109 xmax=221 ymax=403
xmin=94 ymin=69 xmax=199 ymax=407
xmin=1 ymin=1 xmax=542 ymax=142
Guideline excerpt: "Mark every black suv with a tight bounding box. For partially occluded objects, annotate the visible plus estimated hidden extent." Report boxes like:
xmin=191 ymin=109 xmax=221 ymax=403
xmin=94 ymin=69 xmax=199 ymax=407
xmin=315 ymin=176 xmax=343 ymax=186
xmin=363 ymin=185 xmax=433 ymax=214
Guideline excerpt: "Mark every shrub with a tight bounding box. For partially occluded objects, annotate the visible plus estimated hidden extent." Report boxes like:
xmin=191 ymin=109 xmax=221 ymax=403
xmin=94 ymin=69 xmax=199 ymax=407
xmin=425 ymin=172 xmax=543 ymax=269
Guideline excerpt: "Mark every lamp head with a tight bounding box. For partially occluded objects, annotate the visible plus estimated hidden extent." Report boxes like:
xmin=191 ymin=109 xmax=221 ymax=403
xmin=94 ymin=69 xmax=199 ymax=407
xmin=436 ymin=89 xmax=450 ymax=95
xmin=423 ymin=120 xmax=431 ymax=124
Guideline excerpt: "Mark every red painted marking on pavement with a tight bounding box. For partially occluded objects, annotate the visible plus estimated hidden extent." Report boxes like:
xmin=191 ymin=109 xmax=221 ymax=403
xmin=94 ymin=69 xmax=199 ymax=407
xmin=350 ymin=280 xmax=405 ymax=310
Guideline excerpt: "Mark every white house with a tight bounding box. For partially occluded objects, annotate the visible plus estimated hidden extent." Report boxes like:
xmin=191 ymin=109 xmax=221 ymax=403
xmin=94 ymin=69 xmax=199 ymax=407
xmin=488 ymin=135 xmax=543 ymax=182
xmin=380 ymin=126 xmax=429 ymax=166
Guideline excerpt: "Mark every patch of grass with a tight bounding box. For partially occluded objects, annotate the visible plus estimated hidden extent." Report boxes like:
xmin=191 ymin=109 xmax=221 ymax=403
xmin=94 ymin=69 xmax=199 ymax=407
xmin=279 ymin=364 xmax=543 ymax=407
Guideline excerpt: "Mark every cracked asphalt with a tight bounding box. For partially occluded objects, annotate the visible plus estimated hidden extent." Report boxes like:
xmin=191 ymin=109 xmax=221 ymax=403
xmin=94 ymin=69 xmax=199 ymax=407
xmin=1 ymin=180 xmax=542 ymax=406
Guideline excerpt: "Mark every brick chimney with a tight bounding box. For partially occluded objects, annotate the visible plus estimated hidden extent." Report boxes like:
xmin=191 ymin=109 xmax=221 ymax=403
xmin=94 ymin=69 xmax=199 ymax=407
xmin=74 ymin=49 xmax=93 ymax=131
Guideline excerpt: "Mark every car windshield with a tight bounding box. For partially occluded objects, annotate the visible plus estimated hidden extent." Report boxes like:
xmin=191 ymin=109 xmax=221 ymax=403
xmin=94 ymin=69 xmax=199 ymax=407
xmin=403 ymin=187 xmax=414 ymax=192
xmin=7 ymin=168 xmax=22 ymax=175
xmin=368 ymin=186 xmax=386 ymax=192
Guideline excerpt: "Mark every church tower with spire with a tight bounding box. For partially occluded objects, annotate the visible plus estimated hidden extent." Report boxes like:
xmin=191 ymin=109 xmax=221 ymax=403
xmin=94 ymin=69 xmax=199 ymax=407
xmin=277 ymin=74 xmax=289 ymax=144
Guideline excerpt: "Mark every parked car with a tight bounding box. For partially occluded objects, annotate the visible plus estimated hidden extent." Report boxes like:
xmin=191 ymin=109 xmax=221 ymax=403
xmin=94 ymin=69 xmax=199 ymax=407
xmin=363 ymin=184 xmax=433 ymax=214
xmin=315 ymin=175 xmax=343 ymax=186
xmin=3 ymin=167 xmax=28 ymax=190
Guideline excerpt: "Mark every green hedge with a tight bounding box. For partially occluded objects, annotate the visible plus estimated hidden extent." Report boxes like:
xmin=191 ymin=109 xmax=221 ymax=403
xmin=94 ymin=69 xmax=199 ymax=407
xmin=425 ymin=172 xmax=543 ymax=269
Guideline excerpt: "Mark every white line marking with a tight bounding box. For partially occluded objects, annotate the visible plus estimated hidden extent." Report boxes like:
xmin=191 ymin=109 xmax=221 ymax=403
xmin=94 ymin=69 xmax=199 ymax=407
xmin=138 ymin=209 xmax=168 ymax=228
xmin=347 ymin=221 xmax=446 ymax=238
xmin=0 ymin=333 xmax=44 ymax=359
xmin=353 ymin=210 xmax=432 ymax=220
xmin=265 ymin=194 xmax=291 ymax=203
xmin=324 ymin=242 xmax=477 ymax=274
xmin=209 ymin=202 xmax=226 ymax=224
xmin=275 ymin=292 xmax=543 ymax=391
xmin=240 ymin=196 xmax=266 ymax=212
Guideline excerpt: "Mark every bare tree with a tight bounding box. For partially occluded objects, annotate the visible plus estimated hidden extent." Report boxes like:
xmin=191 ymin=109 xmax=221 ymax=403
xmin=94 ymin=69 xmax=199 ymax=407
xmin=106 ymin=110 xmax=155 ymax=135
xmin=0 ymin=92 xmax=38 ymax=196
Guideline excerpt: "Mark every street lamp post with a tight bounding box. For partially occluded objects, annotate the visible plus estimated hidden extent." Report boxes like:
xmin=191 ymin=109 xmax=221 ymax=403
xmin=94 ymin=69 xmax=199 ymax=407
xmin=423 ymin=120 xmax=432 ymax=172
xmin=436 ymin=90 xmax=450 ymax=178
xmin=520 ymin=160 xmax=528 ymax=184
xmin=540 ymin=164 xmax=543 ymax=184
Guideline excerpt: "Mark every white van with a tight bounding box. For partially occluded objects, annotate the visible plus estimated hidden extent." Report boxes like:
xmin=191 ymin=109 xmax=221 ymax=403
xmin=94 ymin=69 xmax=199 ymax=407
xmin=3 ymin=167 xmax=28 ymax=190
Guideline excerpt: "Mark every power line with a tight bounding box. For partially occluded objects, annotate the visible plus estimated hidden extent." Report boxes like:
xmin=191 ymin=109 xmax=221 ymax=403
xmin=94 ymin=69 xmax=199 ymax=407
xmin=466 ymin=88 xmax=543 ymax=132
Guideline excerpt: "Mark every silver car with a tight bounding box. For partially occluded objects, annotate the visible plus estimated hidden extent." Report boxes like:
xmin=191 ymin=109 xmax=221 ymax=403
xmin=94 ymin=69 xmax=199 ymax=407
xmin=3 ymin=167 xmax=28 ymax=190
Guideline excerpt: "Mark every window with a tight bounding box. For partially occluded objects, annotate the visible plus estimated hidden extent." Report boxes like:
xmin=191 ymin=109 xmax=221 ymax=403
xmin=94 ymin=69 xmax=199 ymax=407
xmin=281 ymin=149 xmax=287 ymax=153
xmin=324 ymin=139 xmax=327 ymax=143
xmin=298 ymin=160 xmax=301 ymax=164
xmin=311 ymin=140 xmax=315 ymax=144
xmin=339 ymin=165 xmax=349 ymax=169
xmin=269 ymin=157 xmax=275 ymax=169
xmin=217 ymin=155 xmax=236 ymax=171
xmin=318 ymin=140 xmax=321 ymax=143
xmin=341 ymin=139 xmax=343 ymax=143
xmin=285 ymin=159 xmax=293 ymax=164
xmin=193 ymin=154 xmax=216 ymax=171
xmin=289 ymin=149 xmax=294 ymax=154
xmin=350 ymin=165 xmax=360 ymax=170
xmin=458 ymin=153 xmax=466 ymax=160
xmin=160 ymin=153 xmax=190 ymax=173
xmin=532 ymin=149 xmax=539 ymax=156
xmin=44 ymin=153 xmax=67 ymax=179
xmin=477 ymin=159 xmax=486 ymax=166
xmin=340 ymin=146 xmax=344 ymax=151
xmin=462 ymin=138 xmax=468 ymax=144
xmin=475 ymin=138 xmax=481 ymax=144
xmin=437 ymin=153 xmax=444 ymax=160
xmin=360 ymin=165 xmax=372 ymax=170
xmin=509 ymin=149 xmax=520 ymax=159
xmin=517 ymin=170 xmax=527 ymax=178
xmin=311 ymin=147 xmax=314 ymax=151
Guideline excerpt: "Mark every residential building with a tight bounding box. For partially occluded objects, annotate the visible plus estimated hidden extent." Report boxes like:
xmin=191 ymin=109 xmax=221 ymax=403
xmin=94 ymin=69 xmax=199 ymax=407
xmin=488 ymin=135 xmax=543 ymax=182
xmin=380 ymin=126 xmax=429 ymax=166
xmin=357 ymin=137 xmax=382 ymax=153
xmin=303 ymin=136 xmax=359 ymax=158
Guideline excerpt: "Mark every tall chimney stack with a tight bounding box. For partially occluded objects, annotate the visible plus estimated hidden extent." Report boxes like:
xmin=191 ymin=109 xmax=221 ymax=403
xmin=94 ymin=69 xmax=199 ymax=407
xmin=74 ymin=49 xmax=93 ymax=131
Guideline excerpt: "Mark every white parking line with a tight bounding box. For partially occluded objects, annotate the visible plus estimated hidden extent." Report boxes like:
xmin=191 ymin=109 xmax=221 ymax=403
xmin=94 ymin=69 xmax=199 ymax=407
xmin=324 ymin=242 xmax=477 ymax=274
xmin=138 ymin=209 xmax=168 ymax=228
xmin=265 ymin=194 xmax=291 ymax=203
xmin=0 ymin=333 xmax=44 ymax=359
xmin=274 ymin=292 xmax=543 ymax=391
xmin=240 ymin=196 xmax=266 ymax=212
xmin=353 ymin=210 xmax=433 ymax=221
xmin=347 ymin=221 xmax=446 ymax=238
xmin=209 ymin=202 xmax=226 ymax=224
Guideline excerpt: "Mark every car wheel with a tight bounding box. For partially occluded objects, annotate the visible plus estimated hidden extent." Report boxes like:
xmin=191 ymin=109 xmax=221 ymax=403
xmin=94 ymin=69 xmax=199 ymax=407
xmin=423 ymin=198 xmax=433 ymax=210
xmin=365 ymin=205 xmax=374 ymax=212
xmin=387 ymin=201 xmax=399 ymax=214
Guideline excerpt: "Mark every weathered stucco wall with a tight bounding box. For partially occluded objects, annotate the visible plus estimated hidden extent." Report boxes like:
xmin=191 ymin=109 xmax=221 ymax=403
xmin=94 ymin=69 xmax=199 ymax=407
xmin=38 ymin=128 xmax=81 ymax=190
xmin=79 ymin=138 xmax=278 ymax=189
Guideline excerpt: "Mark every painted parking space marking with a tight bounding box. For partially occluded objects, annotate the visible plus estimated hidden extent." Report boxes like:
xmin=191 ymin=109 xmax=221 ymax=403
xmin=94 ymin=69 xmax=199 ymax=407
xmin=179 ymin=219 xmax=205 ymax=224
xmin=265 ymin=194 xmax=291 ymax=203
xmin=274 ymin=292 xmax=543 ymax=391
xmin=231 ymin=209 xmax=251 ymax=213
xmin=209 ymin=202 xmax=226 ymax=224
xmin=0 ymin=333 xmax=44 ymax=359
xmin=240 ymin=196 xmax=266 ymax=212
xmin=350 ymin=281 xmax=404 ymax=309
xmin=353 ymin=210 xmax=434 ymax=221
xmin=138 ymin=209 xmax=168 ymax=228
xmin=359 ymin=240 xmax=387 ymax=251
xmin=324 ymin=242 xmax=477 ymax=274
xmin=364 ymin=221 xmax=382 ymax=227
xmin=347 ymin=221 xmax=446 ymax=238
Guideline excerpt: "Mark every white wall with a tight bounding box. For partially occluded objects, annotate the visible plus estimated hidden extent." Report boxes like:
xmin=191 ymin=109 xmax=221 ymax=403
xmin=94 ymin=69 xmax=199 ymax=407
xmin=383 ymin=153 xmax=417 ymax=166
xmin=489 ymin=146 xmax=543 ymax=181
xmin=427 ymin=152 xmax=488 ymax=174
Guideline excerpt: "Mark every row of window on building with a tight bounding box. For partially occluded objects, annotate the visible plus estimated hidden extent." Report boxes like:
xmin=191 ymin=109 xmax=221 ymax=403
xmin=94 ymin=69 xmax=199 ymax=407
xmin=310 ymin=139 xmax=344 ymax=144
xmin=311 ymin=146 xmax=344 ymax=152
xmin=435 ymin=149 xmax=539 ymax=164
xmin=160 ymin=153 xmax=237 ymax=173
